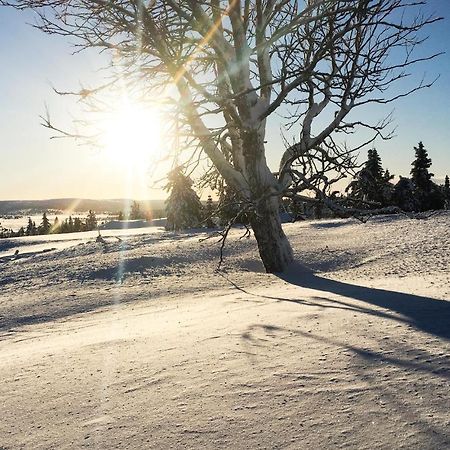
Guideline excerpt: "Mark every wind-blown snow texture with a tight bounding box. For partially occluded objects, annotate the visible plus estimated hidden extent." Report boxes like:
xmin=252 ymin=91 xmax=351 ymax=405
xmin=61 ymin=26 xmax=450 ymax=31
xmin=0 ymin=214 xmax=449 ymax=449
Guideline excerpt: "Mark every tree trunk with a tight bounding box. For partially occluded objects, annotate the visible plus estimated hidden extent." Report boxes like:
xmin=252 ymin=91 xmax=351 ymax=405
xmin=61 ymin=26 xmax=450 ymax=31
xmin=238 ymin=128 xmax=294 ymax=273
xmin=249 ymin=196 xmax=294 ymax=273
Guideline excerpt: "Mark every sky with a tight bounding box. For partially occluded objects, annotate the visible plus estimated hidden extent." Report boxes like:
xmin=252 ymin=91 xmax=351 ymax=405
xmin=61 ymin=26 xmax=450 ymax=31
xmin=1 ymin=1 xmax=450 ymax=201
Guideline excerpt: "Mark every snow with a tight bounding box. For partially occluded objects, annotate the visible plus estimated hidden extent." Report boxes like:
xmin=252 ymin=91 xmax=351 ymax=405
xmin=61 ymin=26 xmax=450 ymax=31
xmin=0 ymin=225 xmax=164 ymax=259
xmin=0 ymin=214 xmax=449 ymax=449
xmin=99 ymin=219 xmax=155 ymax=230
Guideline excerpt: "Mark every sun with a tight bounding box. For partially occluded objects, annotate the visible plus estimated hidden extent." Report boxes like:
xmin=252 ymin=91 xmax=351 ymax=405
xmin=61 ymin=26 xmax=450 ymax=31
xmin=102 ymin=104 xmax=163 ymax=168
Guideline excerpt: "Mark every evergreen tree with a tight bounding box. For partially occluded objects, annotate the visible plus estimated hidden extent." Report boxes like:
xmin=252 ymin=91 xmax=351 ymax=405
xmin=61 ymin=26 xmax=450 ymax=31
xmin=392 ymin=177 xmax=417 ymax=212
xmin=204 ymin=195 xmax=216 ymax=228
xmin=26 ymin=217 xmax=34 ymax=236
xmin=383 ymin=169 xmax=394 ymax=182
xmin=366 ymin=148 xmax=383 ymax=181
xmin=130 ymin=201 xmax=143 ymax=220
xmin=117 ymin=211 xmax=124 ymax=221
xmin=39 ymin=212 xmax=51 ymax=235
xmin=53 ymin=217 xmax=60 ymax=234
xmin=346 ymin=148 xmax=393 ymax=206
xmin=410 ymin=142 xmax=444 ymax=211
xmin=164 ymin=167 xmax=203 ymax=231
xmin=68 ymin=216 xmax=74 ymax=232
xmin=60 ymin=219 xmax=70 ymax=233
xmin=73 ymin=217 xmax=83 ymax=232
xmin=380 ymin=169 xmax=395 ymax=206
xmin=313 ymin=194 xmax=324 ymax=219
xmin=85 ymin=210 xmax=97 ymax=231
xmin=411 ymin=142 xmax=433 ymax=191
xmin=442 ymin=175 xmax=450 ymax=210
xmin=443 ymin=175 xmax=450 ymax=202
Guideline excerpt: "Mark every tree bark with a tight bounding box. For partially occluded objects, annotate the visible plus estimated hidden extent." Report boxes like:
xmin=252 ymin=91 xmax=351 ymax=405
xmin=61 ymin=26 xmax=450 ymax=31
xmin=249 ymin=196 xmax=294 ymax=273
xmin=239 ymin=128 xmax=294 ymax=273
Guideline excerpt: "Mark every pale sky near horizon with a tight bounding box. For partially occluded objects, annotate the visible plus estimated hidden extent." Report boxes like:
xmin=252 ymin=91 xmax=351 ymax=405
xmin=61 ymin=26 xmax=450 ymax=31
xmin=1 ymin=1 xmax=449 ymax=201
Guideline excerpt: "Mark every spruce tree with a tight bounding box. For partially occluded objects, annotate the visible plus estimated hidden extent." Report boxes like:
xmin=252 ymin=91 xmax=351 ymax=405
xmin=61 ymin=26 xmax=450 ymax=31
xmin=442 ymin=175 xmax=450 ymax=210
xmin=392 ymin=177 xmax=417 ymax=212
xmin=39 ymin=212 xmax=51 ymax=235
xmin=411 ymin=141 xmax=433 ymax=190
xmin=26 ymin=217 xmax=34 ymax=236
xmin=444 ymin=175 xmax=450 ymax=200
xmin=60 ymin=219 xmax=70 ymax=233
xmin=410 ymin=142 xmax=444 ymax=211
xmin=346 ymin=148 xmax=393 ymax=206
xmin=164 ymin=167 xmax=203 ymax=231
xmin=383 ymin=169 xmax=394 ymax=182
xmin=130 ymin=201 xmax=143 ymax=220
xmin=53 ymin=217 xmax=60 ymax=234
xmin=85 ymin=210 xmax=97 ymax=230
xmin=204 ymin=195 xmax=216 ymax=228
xmin=73 ymin=217 xmax=82 ymax=232
xmin=366 ymin=148 xmax=383 ymax=181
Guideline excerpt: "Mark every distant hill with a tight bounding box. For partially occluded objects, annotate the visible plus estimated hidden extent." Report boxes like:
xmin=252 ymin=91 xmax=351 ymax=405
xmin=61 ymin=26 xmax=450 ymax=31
xmin=0 ymin=199 xmax=166 ymax=215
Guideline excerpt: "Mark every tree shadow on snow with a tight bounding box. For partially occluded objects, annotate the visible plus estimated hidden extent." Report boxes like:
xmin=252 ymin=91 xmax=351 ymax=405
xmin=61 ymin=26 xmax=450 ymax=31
xmin=276 ymin=262 xmax=450 ymax=341
xmin=86 ymin=255 xmax=187 ymax=282
xmin=309 ymin=220 xmax=354 ymax=229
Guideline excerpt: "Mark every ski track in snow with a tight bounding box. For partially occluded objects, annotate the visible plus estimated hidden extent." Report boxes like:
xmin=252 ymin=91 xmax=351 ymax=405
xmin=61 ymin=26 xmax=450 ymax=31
xmin=0 ymin=213 xmax=449 ymax=449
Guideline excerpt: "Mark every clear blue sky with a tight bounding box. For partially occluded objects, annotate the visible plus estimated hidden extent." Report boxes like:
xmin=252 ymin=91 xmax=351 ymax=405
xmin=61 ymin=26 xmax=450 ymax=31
xmin=1 ymin=1 xmax=449 ymax=200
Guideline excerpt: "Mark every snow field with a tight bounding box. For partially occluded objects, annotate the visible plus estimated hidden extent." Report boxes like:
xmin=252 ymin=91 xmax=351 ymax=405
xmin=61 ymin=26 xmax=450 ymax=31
xmin=0 ymin=213 xmax=449 ymax=449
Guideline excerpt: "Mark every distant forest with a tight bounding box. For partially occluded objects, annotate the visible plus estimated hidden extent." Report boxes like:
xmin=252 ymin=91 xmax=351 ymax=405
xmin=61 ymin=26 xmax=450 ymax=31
xmin=0 ymin=201 xmax=165 ymax=239
xmin=0 ymin=198 xmax=165 ymax=216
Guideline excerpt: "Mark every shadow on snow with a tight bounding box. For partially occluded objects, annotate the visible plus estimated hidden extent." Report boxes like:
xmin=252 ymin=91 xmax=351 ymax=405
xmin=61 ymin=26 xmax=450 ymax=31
xmin=278 ymin=262 xmax=450 ymax=341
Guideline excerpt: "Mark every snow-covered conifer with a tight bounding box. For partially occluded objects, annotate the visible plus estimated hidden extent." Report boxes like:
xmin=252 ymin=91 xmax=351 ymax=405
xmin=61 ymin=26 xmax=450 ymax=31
xmin=26 ymin=217 xmax=35 ymax=236
xmin=410 ymin=142 xmax=444 ymax=211
xmin=165 ymin=167 xmax=203 ymax=231
xmin=392 ymin=177 xmax=417 ymax=212
xmin=346 ymin=148 xmax=393 ymax=206
xmin=39 ymin=212 xmax=51 ymax=235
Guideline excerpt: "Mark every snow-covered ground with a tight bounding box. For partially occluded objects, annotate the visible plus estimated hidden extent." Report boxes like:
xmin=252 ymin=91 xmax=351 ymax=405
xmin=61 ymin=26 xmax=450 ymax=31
xmin=0 ymin=214 xmax=449 ymax=449
xmin=0 ymin=225 xmax=165 ymax=259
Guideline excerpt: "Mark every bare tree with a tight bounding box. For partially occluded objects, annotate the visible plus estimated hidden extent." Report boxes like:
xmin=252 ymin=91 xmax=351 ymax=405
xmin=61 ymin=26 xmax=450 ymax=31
xmin=3 ymin=0 xmax=440 ymax=272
